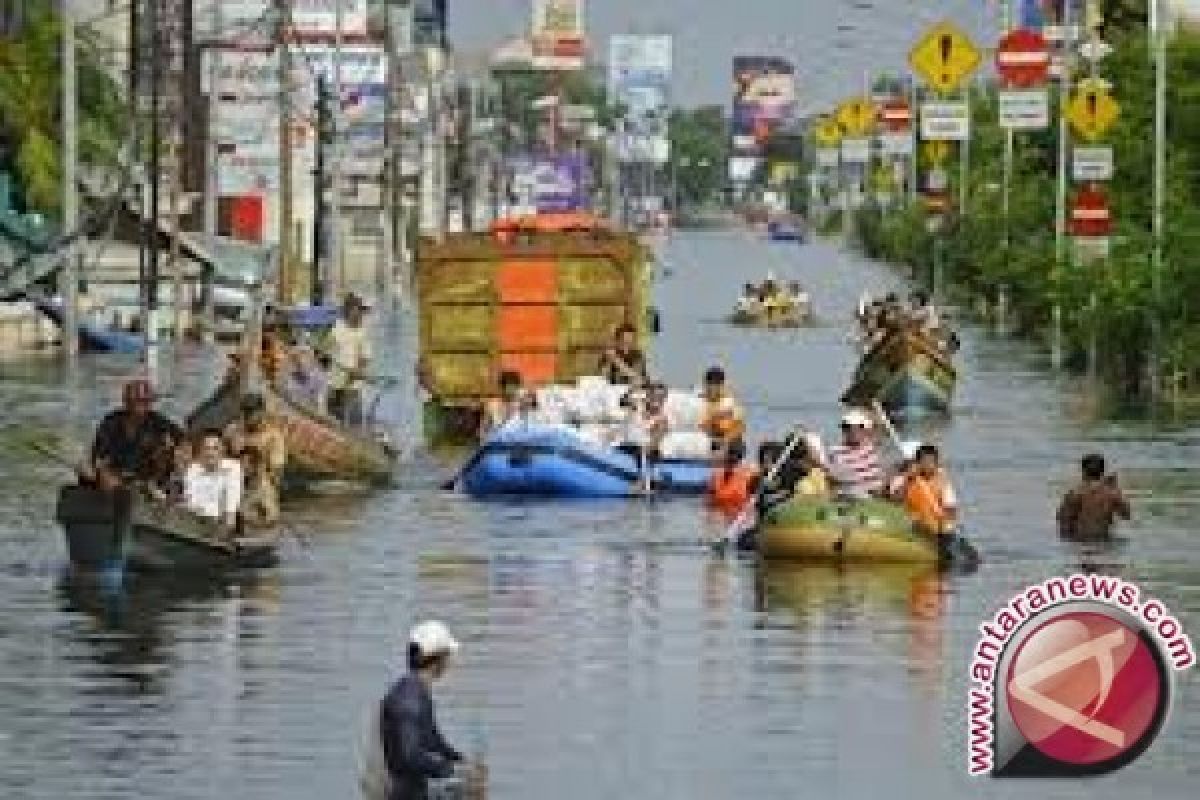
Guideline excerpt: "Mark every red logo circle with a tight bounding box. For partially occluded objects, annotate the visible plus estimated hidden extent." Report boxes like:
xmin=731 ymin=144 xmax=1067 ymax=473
xmin=1006 ymin=611 xmax=1164 ymax=767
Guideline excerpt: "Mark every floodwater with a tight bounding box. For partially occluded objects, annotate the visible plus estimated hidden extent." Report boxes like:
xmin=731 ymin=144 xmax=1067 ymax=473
xmin=1 ymin=230 xmax=1198 ymax=799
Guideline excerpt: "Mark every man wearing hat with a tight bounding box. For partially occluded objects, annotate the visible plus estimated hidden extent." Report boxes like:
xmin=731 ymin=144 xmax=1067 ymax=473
xmin=379 ymin=620 xmax=465 ymax=800
xmin=824 ymin=408 xmax=885 ymax=500
xmin=82 ymin=379 xmax=183 ymax=492
xmin=323 ymin=293 xmax=373 ymax=426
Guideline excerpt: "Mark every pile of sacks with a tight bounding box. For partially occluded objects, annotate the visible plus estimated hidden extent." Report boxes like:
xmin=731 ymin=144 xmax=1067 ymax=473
xmin=532 ymin=376 xmax=713 ymax=460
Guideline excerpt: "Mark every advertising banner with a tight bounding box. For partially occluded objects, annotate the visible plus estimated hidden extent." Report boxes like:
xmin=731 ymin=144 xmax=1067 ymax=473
xmin=194 ymin=0 xmax=369 ymax=44
xmin=608 ymin=34 xmax=672 ymax=165
xmin=532 ymin=0 xmax=586 ymax=70
xmin=298 ymin=44 xmax=389 ymax=177
xmin=209 ymin=49 xmax=281 ymax=194
xmin=731 ymin=56 xmax=796 ymax=158
xmin=510 ymin=153 xmax=592 ymax=213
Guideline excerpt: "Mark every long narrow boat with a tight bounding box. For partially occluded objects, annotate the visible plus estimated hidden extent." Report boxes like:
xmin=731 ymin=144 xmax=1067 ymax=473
xmin=729 ymin=300 xmax=810 ymax=328
xmin=187 ymin=377 xmax=397 ymax=489
xmin=55 ymin=485 xmax=278 ymax=573
xmin=758 ymin=495 xmax=977 ymax=566
xmin=841 ymin=327 xmax=956 ymax=415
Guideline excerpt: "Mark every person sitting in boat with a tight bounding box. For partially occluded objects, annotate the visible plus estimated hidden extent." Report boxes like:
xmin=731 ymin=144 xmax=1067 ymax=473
xmin=323 ymin=293 xmax=373 ymax=427
xmin=239 ymin=446 xmax=281 ymax=529
xmin=80 ymin=379 xmax=184 ymax=493
xmin=824 ymin=409 xmax=885 ymax=500
xmin=896 ymin=443 xmax=963 ymax=561
xmin=281 ymin=342 xmax=329 ymax=413
xmin=224 ymin=394 xmax=287 ymax=504
xmin=479 ymin=370 xmax=524 ymax=438
xmin=784 ymin=281 xmax=808 ymax=309
xmin=1056 ymin=452 xmax=1131 ymax=541
xmin=182 ymin=429 xmax=243 ymax=532
xmin=734 ymin=283 xmax=764 ymax=316
xmin=597 ymin=323 xmax=648 ymax=386
xmin=907 ymin=290 xmax=941 ymax=335
xmin=885 ymin=440 xmax=924 ymax=500
xmin=707 ymin=439 xmax=759 ymax=519
xmin=699 ymin=366 xmax=746 ymax=448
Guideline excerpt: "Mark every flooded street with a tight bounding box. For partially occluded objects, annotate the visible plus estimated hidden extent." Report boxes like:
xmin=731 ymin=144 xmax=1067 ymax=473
xmin=2 ymin=231 xmax=1198 ymax=798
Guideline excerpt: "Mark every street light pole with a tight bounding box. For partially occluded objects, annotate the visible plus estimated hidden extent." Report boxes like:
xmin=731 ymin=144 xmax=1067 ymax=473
xmin=1052 ymin=0 xmax=1073 ymax=370
xmin=1150 ymin=0 xmax=1167 ymax=402
xmin=59 ymin=0 xmax=79 ymax=362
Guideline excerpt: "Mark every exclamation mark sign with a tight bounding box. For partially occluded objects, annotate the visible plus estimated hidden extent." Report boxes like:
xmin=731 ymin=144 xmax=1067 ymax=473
xmin=1087 ymin=91 xmax=1098 ymax=124
xmin=940 ymin=34 xmax=953 ymax=86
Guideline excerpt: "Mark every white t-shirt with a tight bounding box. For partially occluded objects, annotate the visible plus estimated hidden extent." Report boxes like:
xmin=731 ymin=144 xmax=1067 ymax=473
xmin=183 ymin=459 xmax=243 ymax=520
xmin=328 ymin=320 xmax=372 ymax=391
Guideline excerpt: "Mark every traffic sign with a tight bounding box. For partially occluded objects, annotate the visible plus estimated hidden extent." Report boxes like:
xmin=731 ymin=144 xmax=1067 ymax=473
xmin=841 ymin=137 xmax=871 ymax=164
xmin=1079 ymin=38 xmax=1114 ymax=63
xmin=879 ymin=99 xmax=913 ymax=132
xmin=814 ymin=117 xmax=842 ymax=147
xmin=1066 ymin=79 xmax=1120 ymax=141
xmin=878 ymin=131 xmax=914 ymax=156
xmin=837 ymin=97 xmax=877 ymax=137
xmin=921 ymin=140 xmax=951 ymax=166
xmin=996 ymin=28 xmax=1051 ymax=88
xmin=909 ymin=21 xmax=982 ymax=94
xmin=1069 ymin=184 xmax=1112 ymax=237
xmin=999 ymin=89 xmax=1050 ymax=130
xmin=921 ymin=101 xmax=970 ymax=141
xmin=815 ymin=147 xmax=840 ymax=168
xmin=1073 ymin=146 xmax=1114 ymax=182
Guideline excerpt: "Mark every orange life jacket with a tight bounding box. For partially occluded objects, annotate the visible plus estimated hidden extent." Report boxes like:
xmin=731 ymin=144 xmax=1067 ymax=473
xmin=708 ymin=464 xmax=759 ymax=517
xmin=702 ymin=394 xmax=746 ymax=441
xmin=903 ymin=472 xmax=954 ymax=534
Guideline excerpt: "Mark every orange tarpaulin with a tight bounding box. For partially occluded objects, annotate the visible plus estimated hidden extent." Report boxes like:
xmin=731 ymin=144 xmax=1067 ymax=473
xmin=496 ymin=259 xmax=558 ymax=304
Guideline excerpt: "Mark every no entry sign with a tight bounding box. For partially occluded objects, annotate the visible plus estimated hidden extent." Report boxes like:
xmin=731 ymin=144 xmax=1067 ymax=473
xmin=879 ymin=99 xmax=912 ymax=132
xmin=996 ymin=28 xmax=1050 ymax=88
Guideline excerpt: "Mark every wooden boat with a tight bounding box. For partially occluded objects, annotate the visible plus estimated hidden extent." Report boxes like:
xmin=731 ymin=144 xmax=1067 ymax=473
xmin=55 ymin=485 xmax=278 ymax=573
xmin=759 ymin=496 xmax=976 ymax=565
xmin=841 ymin=327 xmax=956 ymax=415
xmin=187 ymin=377 xmax=397 ymax=489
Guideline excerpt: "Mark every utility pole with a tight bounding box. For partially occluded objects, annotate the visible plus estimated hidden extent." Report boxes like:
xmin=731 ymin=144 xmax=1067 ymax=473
xmin=276 ymin=0 xmax=294 ymax=306
xmin=146 ymin=0 xmax=162 ymax=380
xmin=169 ymin=0 xmax=185 ymax=344
xmin=202 ymin=0 xmax=221 ymax=342
xmin=1052 ymin=0 xmax=1073 ymax=370
xmin=1150 ymin=0 xmax=1167 ymax=402
xmin=1001 ymin=0 xmax=1014 ymax=248
xmin=59 ymin=0 xmax=79 ymax=361
xmin=330 ymin=0 xmax=344 ymax=300
xmin=313 ymin=74 xmax=330 ymax=307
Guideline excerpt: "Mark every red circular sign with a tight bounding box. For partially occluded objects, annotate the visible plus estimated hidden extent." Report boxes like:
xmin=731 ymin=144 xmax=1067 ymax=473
xmin=996 ymin=28 xmax=1051 ymax=87
xmin=879 ymin=100 xmax=912 ymax=132
xmin=1006 ymin=611 xmax=1165 ymax=767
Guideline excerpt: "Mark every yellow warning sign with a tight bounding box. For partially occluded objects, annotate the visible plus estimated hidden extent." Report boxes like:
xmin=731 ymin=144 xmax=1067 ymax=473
xmin=909 ymin=21 xmax=982 ymax=94
xmin=1066 ymin=78 xmax=1120 ymax=142
xmin=921 ymin=140 xmax=952 ymax=167
xmin=836 ymin=97 xmax=876 ymax=137
xmin=813 ymin=116 xmax=842 ymax=147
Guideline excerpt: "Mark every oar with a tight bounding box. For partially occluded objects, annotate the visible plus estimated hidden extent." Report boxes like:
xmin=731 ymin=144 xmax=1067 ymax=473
xmin=712 ymin=428 xmax=806 ymax=552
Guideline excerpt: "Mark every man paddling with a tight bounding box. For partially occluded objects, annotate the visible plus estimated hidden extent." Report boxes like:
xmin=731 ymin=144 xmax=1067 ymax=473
xmin=81 ymin=379 xmax=183 ymax=492
xmin=897 ymin=443 xmax=962 ymax=560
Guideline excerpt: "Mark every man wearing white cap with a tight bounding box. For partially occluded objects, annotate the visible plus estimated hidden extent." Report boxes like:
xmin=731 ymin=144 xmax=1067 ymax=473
xmin=379 ymin=620 xmax=463 ymax=800
xmin=825 ymin=408 xmax=885 ymax=499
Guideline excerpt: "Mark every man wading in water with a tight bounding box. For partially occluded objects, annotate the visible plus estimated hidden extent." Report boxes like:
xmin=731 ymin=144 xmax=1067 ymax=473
xmin=1057 ymin=453 xmax=1132 ymax=541
xmin=366 ymin=620 xmax=480 ymax=800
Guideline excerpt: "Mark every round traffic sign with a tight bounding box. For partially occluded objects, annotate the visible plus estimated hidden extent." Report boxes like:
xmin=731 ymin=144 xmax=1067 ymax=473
xmin=996 ymin=28 xmax=1051 ymax=88
xmin=1069 ymin=184 xmax=1112 ymax=237
xmin=879 ymin=99 xmax=912 ymax=133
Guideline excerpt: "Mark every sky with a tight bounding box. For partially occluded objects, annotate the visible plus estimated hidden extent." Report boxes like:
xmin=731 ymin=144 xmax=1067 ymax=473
xmin=448 ymin=0 xmax=1000 ymax=112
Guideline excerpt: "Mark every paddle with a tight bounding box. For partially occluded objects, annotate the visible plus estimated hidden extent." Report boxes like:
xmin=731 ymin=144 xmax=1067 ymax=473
xmin=711 ymin=427 xmax=807 ymax=552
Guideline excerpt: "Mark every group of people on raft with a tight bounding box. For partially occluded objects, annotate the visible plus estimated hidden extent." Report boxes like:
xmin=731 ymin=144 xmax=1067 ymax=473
xmin=734 ymin=274 xmax=809 ymax=320
xmin=77 ymin=379 xmax=287 ymax=535
xmin=854 ymin=289 xmax=959 ymax=355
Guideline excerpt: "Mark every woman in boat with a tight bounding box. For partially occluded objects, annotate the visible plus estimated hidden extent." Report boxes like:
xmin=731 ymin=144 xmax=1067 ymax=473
xmin=180 ymin=429 xmax=243 ymax=533
xmin=597 ymin=323 xmax=648 ymax=386
xmin=707 ymin=439 xmax=758 ymax=519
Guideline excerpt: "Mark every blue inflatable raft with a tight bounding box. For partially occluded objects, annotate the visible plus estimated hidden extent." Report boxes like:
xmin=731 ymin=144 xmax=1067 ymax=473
xmin=461 ymin=424 xmax=715 ymax=498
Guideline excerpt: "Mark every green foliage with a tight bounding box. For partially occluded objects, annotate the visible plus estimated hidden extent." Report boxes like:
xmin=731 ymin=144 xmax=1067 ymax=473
xmin=0 ymin=1 xmax=126 ymax=217
xmin=858 ymin=20 xmax=1200 ymax=393
xmin=668 ymin=106 xmax=728 ymax=208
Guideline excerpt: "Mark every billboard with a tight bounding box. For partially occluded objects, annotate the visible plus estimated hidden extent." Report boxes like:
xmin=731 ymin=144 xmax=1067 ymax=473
xmin=209 ymin=49 xmax=281 ymax=194
xmin=608 ymin=34 xmax=672 ymax=165
xmin=510 ymin=152 xmax=592 ymax=213
xmin=194 ymin=0 xmax=368 ymax=44
xmin=297 ymin=44 xmax=389 ymax=178
xmin=532 ymin=0 xmax=586 ymax=70
xmin=731 ymin=56 xmax=796 ymax=159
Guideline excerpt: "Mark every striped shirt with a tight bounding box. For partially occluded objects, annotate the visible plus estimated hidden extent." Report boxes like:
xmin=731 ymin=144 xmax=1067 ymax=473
xmin=827 ymin=442 xmax=884 ymax=498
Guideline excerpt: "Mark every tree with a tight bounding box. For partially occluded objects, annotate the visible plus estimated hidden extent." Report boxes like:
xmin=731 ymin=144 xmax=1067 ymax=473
xmin=668 ymin=106 xmax=728 ymax=209
xmin=0 ymin=1 xmax=125 ymax=217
